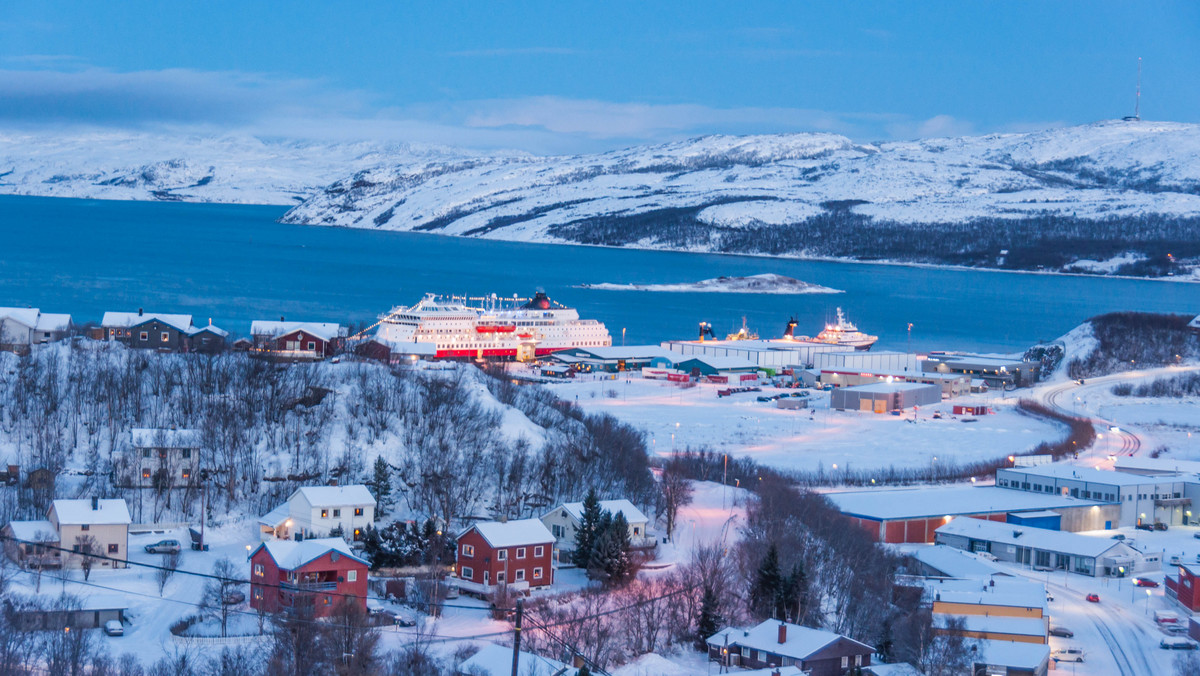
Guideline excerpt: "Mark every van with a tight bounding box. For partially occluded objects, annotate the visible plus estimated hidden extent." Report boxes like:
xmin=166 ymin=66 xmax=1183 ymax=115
xmin=1051 ymin=647 xmax=1085 ymax=663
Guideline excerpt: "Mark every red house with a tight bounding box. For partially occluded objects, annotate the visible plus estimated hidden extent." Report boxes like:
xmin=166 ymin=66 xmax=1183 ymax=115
xmin=250 ymin=320 xmax=346 ymax=361
xmin=249 ymin=538 xmax=368 ymax=617
xmin=455 ymin=519 xmax=555 ymax=595
xmin=1167 ymin=563 xmax=1200 ymax=612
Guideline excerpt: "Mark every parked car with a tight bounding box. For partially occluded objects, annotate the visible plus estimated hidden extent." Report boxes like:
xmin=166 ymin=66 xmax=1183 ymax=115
xmin=1171 ymin=556 xmax=1183 ymax=566
xmin=1136 ymin=523 xmax=1154 ymax=532
xmin=1049 ymin=626 xmax=1074 ymax=638
xmin=1086 ymin=593 xmax=1100 ymax=603
xmin=103 ymin=620 xmax=123 ymax=637
xmin=1163 ymin=624 xmax=1188 ymax=635
xmin=1051 ymin=647 xmax=1085 ymax=663
xmin=1155 ymin=522 xmax=1169 ymax=531
xmin=1111 ymin=533 xmax=1126 ymax=540
xmin=1135 ymin=578 xmax=1160 ymax=588
xmin=1193 ymin=532 xmax=1200 ymax=540
xmin=222 ymin=590 xmax=246 ymax=605
xmin=975 ymin=551 xmax=998 ymax=562
xmin=144 ymin=539 xmax=181 ymax=554
xmin=1161 ymin=638 xmax=1200 ymax=650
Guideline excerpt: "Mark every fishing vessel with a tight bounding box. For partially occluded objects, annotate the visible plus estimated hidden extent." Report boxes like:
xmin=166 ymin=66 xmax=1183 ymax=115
xmin=374 ymin=291 xmax=611 ymax=360
xmin=799 ymin=307 xmax=878 ymax=350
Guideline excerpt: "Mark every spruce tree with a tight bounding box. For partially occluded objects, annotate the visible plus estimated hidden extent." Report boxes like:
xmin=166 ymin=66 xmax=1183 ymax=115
xmin=371 ymin=456 xmax=392 ymax=516
xmin=784 ymin=561 xmax=811 ymax=625
xmin=605 ymin=512 xmax=633 ymax=583
xmin=750 ymin=544 xmax=784 ymax=619
xmin=587 ymin=511 xmax=616 ymax=580
xmin=695 ymin=583 xmax=721 ymax=650
xmin=576 ymin=665 xmax=591 ymax=676
xmin=572 ymin=489 xmax=603 ymax=568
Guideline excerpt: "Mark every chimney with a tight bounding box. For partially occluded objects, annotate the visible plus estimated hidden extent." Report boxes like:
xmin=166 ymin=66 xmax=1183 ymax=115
xmin=138 ymin=308 xmax=143 ymax=316
xmin=772 ymin=670 xmax=781 ymax=676
xmin=91 ymin=496 xmax=98 ymax=511
xmin=777 ymin=622 xmax=787 ymax=644
xmin=281 ymin=316 xmax=285 ymax=322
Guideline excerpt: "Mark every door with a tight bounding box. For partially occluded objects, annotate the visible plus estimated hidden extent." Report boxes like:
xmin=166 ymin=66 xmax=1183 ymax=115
xmin=483 ymin=571 xmax=489 ymax=586
xmin=874 ymin=399 xmax=887 ymax=414
xmin=859 ymin=398 xmax=873 ymax=412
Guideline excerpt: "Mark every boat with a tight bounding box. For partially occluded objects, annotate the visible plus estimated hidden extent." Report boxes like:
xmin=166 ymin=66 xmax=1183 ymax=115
xmin=799 ymin=308 xmax=877 ymax=351
xmin=373 ymin=291 xmax=611 ymax=360
xmin=724 ymin=317 xmax=759 ymax=341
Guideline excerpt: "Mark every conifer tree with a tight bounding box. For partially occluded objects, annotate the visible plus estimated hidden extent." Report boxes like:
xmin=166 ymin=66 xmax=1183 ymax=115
xmin=572 ymin=489 xmax=603 ymax=568
xmin=784 ymin=561 xmax=811 ymax=625
xmin=750 ymin=544 xmax=784 ymax=619
xmin=695 ymin=583 xmax=722 ymax=650
xmin=371 ymin=456 xmax=392 ymax=516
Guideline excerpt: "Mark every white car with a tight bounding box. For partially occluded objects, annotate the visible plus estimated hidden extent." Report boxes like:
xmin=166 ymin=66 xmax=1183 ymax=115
xmin=1052 ymin=647 xmax=1085 ymax=663
xmin=103 ymin=620 xmax=123 ymax=636
xmin=974 ymin=551 xmax=998 ymax=562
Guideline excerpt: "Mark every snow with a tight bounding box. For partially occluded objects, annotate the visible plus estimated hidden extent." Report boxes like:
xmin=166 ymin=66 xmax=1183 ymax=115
xmin=100 ymin=311 xmax=193 ymax=331
xmin=1067 ymin=252 xmax=1149 ymax=273
xmin=0 ymin=308 xmax=72 ymax=332
xmin=934 ymin=613 xmax=1047 ymax=639
xmin=249 ymin=320 xmax=345 ymax=341
xmin=938 ymin=517 xmax=1130 ymax=559
xmin=51 ymin=499 xmax=132 ymax=525
xmin=257 ymin=503 xmax=290 ymax=528
xmin=554 ymin=499 xmax=648 ymax=526
xmin=5 ymin=520 xmax=57 ymax=541
xmin=578 ymin=273 xmax=842 ymax=295
xmin=1001 ymin=464 xmax=1162 ymax=486
xmin=910 ymin=545 xmax=1011 ymax=579
xmin=840 ymin=381 xmax=935 ymax=394
xmin=255 ymin=537 xmax=365 ymax=569
xmin=292 ymin=484 xmax=376 ymax=508
xmin=708 ymin=619 xmax=872 ymax=659
xmin=130 ymin=428 xmax=199 ymax=448
xmin=927 ymin=578 xmax=1049 ymax=612
xmin=971 ymin=638 xmax=1050 ymax=671
xmin=467 ymin=518 xmax=555 ymax=548
xmin=828 ymin=485 xmax=1107 ymax=520
xmin=458 ymin=643 xmax=569 ymax=676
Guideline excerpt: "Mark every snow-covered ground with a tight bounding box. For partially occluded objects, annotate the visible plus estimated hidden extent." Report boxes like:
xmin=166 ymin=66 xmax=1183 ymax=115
xmin=577 ymin=273 xmax=842 ymax=295
xmin=553 ymin=375 xmax=1063 ymax=474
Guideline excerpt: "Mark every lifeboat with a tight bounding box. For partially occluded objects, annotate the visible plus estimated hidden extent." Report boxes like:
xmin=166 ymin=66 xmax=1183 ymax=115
xmin=475 ymin=324 xmax=517 ymax=334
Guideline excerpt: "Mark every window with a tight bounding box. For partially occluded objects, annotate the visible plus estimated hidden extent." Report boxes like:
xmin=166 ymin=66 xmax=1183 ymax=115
xmin=139 ymin=331 xmax=149 ymax=341
xmin=515 ymin=569 xmax=525 ymax=581
xmin=108 ymin=544 xmax=119 ymax=554
xmin=354 ymin=507 xmax=363 ymax=516
xmin=307 ymin=341 xmax=316 ymax=350
xmin=142 ymin=449 xmax=151 ymax=458
xmin=333 ymin=509 xmax=341 ymax=518
xmin=181 ymin=469 xmax=190 ymax=479
xmin=253 ymin=587 xmax=263 ymax=600
xmin=460 ymin=566 xmax=473 ymax=580
xmin=496 ymin=571 xmax=506 ymax=584
xmin=516 ymin=547 xmax=526 ymax=559
xmin=160 ymin=332 xmax=169 ymax=342
xmin=841 ymin=657 xmax=849 ymax=668
xmin=497 ymin=549 xmax=506 ymax=560
xmin=347 ymin=570 xmax=357 ymax=582
xmin=461 ymin=544 xmax=474 ymax=558
xmin=181 ymin=448 xmax=191 ymax=459
xmin=324 ymin=596 xmax=331 ymax=605
xmin=142 ymin=469 xmax=151 ymax=479
xmin=855 ymin=655 xmax=862 ymax=666
xmin=534 ymin=546 xmax=544 ymax=558
xmin=533 ymin=567 xmax=543 ymax=579
xmin=80 ymin=524 xmax=89 ymax=531
xmin=254 ymin=564 xmax=264 ymax=577
xmin=321 ymin=509 xmax=328 ymax=518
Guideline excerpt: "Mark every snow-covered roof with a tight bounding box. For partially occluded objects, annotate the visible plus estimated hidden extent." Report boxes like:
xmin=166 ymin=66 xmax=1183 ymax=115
xmin=50 ymin=499 xmax=131 ymax=526
xmin=251 ymin=320 xmax=345 ymax=341
xmin=1114 ymin=456 xmax=1200 ymax=476
xmin=707 ymin=619 xmax=872 ymax=660
xmin=187 ymin=323 xmax=229 ymax=337
xmin=258 ymin=503 xmax=291 ymax=528
xmin=291 ymin=485 xmax=376 ymax=508
xmin=925 ymin=353 xmax=1031 ymax=367
xmin=551 ymin=499 xmax=649 ymax=525
xmin=934 ymin=613 xmax=1047 ymax=638
xmin=467 ymin=518 xmax=555 ymax=548
xmin=739 ymin=668 xmax=805 ymax=676
xmin=1189 ymin=315 xmax=1200 ymax=330
xmin=677 ymin=355 xmax=759 ymax=370
xmin=79 ymin=594 xmax=129 ymax=611
xmin=863 ymin=663 xmax=924 ymax=676
xmin=130 ymin=427 xmax=200 ymax=448
xmin=35 ymin=313 xmax=71 ymax=331
xmin=257 ymin=537 xmax=365 ymax=570
xmin=1009 ymin=510 xmax=1061 ymax=519
xmin=0 ymin=308 xmax=71 ymax=331
xmin=828 ymin=485 xmax=1108 ymax=521
xmin=564 ymin=345 xmax=680 ymax=361
xmin=969 ymin=639 xmax=1049 ymax=670
xmin=457 ymin=643 xmax=568 ymax=676
xmin=927 ymin=578 xmax=1047 ymax=611
xmin=101 ymin=311 xmax=193 ymax=332
xmin=1001 ymin=464 xmax=1173 ymax=486
xmin=4 ymin=520 xmax=57 ymax=542
xmin=910 ymin=545 xmax=1011 ymax=578
xmin=822 ymin=368 xmax=966 ymax=381
xmin=938 ymin=517 xmax=1130 ymax=559
xmin=843 ymin=381 xmax=939 ymax=394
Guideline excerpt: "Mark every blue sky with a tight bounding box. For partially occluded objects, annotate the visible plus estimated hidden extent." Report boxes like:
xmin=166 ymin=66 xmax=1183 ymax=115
xmin=1 ymin=2 xmax=1197 ymax=153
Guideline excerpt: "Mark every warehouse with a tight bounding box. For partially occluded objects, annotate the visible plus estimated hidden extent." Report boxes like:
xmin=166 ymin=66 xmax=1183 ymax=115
xmin=995 ymin=465 xmax=1194 ymax=527
xmin=922 ymin=353 xmax=1041 ymax=387
xmin=674 ymin=355 xmax=760 ymax=381
xmin=830 ymin=382 xmax=940 ymax=413
xmin=820 ymin=369 xmax=971 ymax=398
xmin=549 ymin=345 xmax=679 ymax=373
xmin=935 ymin=516 xmax=1146 ymax=577
xmin=828 ymin=485 xmax=1118 ymax=544
xmin=661 ymin=338 xmax=853 ymax=370
xmin=814 ymin=350 xmax=919 ymax=373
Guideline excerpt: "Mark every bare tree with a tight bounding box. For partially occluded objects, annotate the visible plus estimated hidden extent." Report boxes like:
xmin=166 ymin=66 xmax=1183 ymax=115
xmin=157 ymin=551 xmax=180 ymax=596
xmin=659 ymin=459 xmax=694 ymax=542
xmin=74 ymin=534 xmax=98 ymax=581
xmin=201 ymin=558 xmax=240 ymax=638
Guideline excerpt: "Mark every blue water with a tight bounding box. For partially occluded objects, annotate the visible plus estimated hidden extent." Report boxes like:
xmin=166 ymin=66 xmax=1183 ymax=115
xmin=1 ymin=195 xmax=1196 ymax=352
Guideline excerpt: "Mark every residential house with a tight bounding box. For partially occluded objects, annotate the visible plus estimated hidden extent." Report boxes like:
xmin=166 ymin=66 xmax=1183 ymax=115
xmin=100 ymin=310 xmax=226 ymax=353
xmin=250 ymin=320 xmax=346 ymax=360
xmin=706 ymin=620 xmax=874 ymax=676
xmin=186 ymin=323 xmax=228 ymax=353
xmin=1166 ymin=562 xmax=1200 ymax=612
xmin=249 ymin=538 xmax=367 ymax=617
xmin=129 ymin=427 xmax=200 ymax=487
xmin=258 ymin=485 xmax=376 ymax=542
xmin=454 ymin=519 xmax=555 ymax=595
xmin=0 ymin=307 xmax=72 ymax=354
xmin=455 ymin=643 xmax=570 ymax=676
xmin=7 ymin=594 xmax=127 ymax=630
xmin=3 ymin=498 xmax=131 ymax=569
xmin=540 ymin=498 xmax=652 ymax=561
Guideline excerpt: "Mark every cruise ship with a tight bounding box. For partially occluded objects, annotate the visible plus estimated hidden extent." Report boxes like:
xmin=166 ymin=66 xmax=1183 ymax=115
xmin=374 ymin=292 xmax=611 ymax=360
xmin=796 ymin=307 xmax=878 ymax=351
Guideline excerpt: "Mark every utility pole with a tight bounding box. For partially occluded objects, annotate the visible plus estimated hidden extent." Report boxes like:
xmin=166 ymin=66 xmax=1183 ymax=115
xmin=511 ymin=598 xmax=524 ymax=676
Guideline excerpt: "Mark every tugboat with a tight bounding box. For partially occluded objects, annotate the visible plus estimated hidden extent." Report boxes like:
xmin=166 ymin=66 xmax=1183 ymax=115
xmin=801 ymin=308 xmax=877 ymax=350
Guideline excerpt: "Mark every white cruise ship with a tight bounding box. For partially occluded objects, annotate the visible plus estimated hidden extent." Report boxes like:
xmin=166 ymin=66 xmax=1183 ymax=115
xmin=375 ymin=291 xmax=611 ymax=360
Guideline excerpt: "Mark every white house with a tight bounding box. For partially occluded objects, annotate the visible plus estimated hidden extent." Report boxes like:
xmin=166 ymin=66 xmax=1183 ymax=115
xmin=129 ymin=427 xmax=201 ymax=487
xmin=3 ymin=498 xmax=131 ymax=569
xmin=540 ymin=499 xmax=652 ymax=558
xmin=0 ymin=307 xmax=72 ymax=353
xmin=259 ymin=485 xmax=376 ymax=542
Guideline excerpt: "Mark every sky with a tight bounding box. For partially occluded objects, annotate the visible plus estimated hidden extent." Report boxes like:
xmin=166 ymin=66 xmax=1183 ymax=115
xmin=1 ymin=2 xmax=1198 ymax=154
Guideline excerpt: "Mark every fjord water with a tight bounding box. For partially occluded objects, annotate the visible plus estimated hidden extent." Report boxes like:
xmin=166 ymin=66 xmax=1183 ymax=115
xmin=1 ymin=195 xmax=1196 ymax=353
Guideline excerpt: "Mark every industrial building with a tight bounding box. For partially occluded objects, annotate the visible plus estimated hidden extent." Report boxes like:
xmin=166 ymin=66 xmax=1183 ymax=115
xmin=935 ymin=517 xmax=1147 ymax=577
xmin=829 ymin=486 xmax=1118 ymax=543
xmin=921 ymin=353 xmax=1041 ymax=388
xmin=661 ymin=338 xmax=853 ymax=370
xmin=675 ymin=355 xmax=760 ymax=379
xmin=820 ymin=369 xmax=971 ymax=398
xmin=549 ymin=345 xmax=679 ymax=373
xmin=830 ymin=382 xmax=941 ymax=413
xmin=995 ymin=465 xmax=1197 ymax=527
xmin=814 ymin=350 xmax=919 ymax=373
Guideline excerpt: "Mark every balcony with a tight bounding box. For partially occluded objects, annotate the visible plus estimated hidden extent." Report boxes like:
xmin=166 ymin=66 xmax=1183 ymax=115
xmin=280 ymin=580 xmax=339 ymax=592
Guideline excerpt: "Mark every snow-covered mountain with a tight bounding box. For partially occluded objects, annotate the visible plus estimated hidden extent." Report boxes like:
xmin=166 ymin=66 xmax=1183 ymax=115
xmin=0 ymin=129 xmax=466 ymax=204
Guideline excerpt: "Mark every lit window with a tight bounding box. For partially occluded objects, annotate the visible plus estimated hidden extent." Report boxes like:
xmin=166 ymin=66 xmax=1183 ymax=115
xmin=254 ymin=564 xmax=264 ymax=576
xmin=461 ymin=544 xmax=474 ymax=558
xmin=533 ymin=567 xmax=543 ymax=579
xmin=108 ymin=544 xmax=118 ymax=554
xmin=160 ymin=332 xmax=169 ymax=342
xmin=139 ymin=332 xmax=148 ymax=341
xmin=321 ymin=509 xmax=328 ymax=518
xmin=181 ymin=469 xmax=190 ymax=479
xmin=354 ymin=508 xmax=363 ymax=516
xmin=142 ymin=469 xmax=151 ymax=479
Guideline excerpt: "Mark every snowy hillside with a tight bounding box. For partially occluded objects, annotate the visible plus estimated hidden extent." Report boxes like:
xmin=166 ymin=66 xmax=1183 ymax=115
xmin=281 ymin=120 xmax=1200 ymax=275
xmin=0 ymin=129 xmax=466 ymax=204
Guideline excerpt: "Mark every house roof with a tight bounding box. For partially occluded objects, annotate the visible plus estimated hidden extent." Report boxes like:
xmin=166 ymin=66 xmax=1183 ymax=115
xmin=1114 ymin=456 xmax=1200 ymax=476
xmin=4 ymin=520 xmax=57 ymax=542
xmin=926 ymin=578 xmax=1047 ymax=611
xmin=863 ymin=664 xmax=925 ymax=676
xmin=131 ymin=428 xmax=200 ymax=448
xmin=1190 ymin=315 xmax=1200 ymax=330
xmin=910 ymin=545 xmax=1011 ymax=579
xmin=251 ymin=320 xmax=345 ymax=342
xmin=934 ymin=613 xmax=1047 ymax=638
xmin=466 ymin=519 xmax=555 ymax=548
xmin=0 ymin=308 xmax=71 ymax=332
xmin=291 ymin=485 xmax=376 ymax=508
xmin=187 ymin=323 xmax=229 ymax=338
xmin=1001 ymin=464 xmax=1171 ymax=486
xmin=937 ymin=516 xmax=1133 ymax=559
xmin=707 ymin=620 xmax=873 ymax=661
xmin=258 ymin=503 xmax=291 ymax=528
xmin=35 ymin=313 xmax=71 ymax=332
xmin=550 ymin=499 xmax=649 ymax=525
xmin=827 ymin=485 xmax=1109 ymax=521
xmin=739 ymin=668 xmax=805 ymax=676
xmin=843 ymin=381 xmax=939 ymax=394
xmin=101 ymin=312 xmax=193 ymax=332
xmin=457 ymin=643 xmax=568 ymax=676
xmin=969 ymin=639 xmax=1050 ymax=670
xmin=51 ymin=499 xmax=131 ymax=526
xmin=256 ymin=537 xmax=366 ymax=570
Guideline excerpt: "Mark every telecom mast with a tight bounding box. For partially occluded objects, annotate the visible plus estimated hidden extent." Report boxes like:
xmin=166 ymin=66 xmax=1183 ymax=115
xmin=1123 ymin=57 xmax=1142 ymax=121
